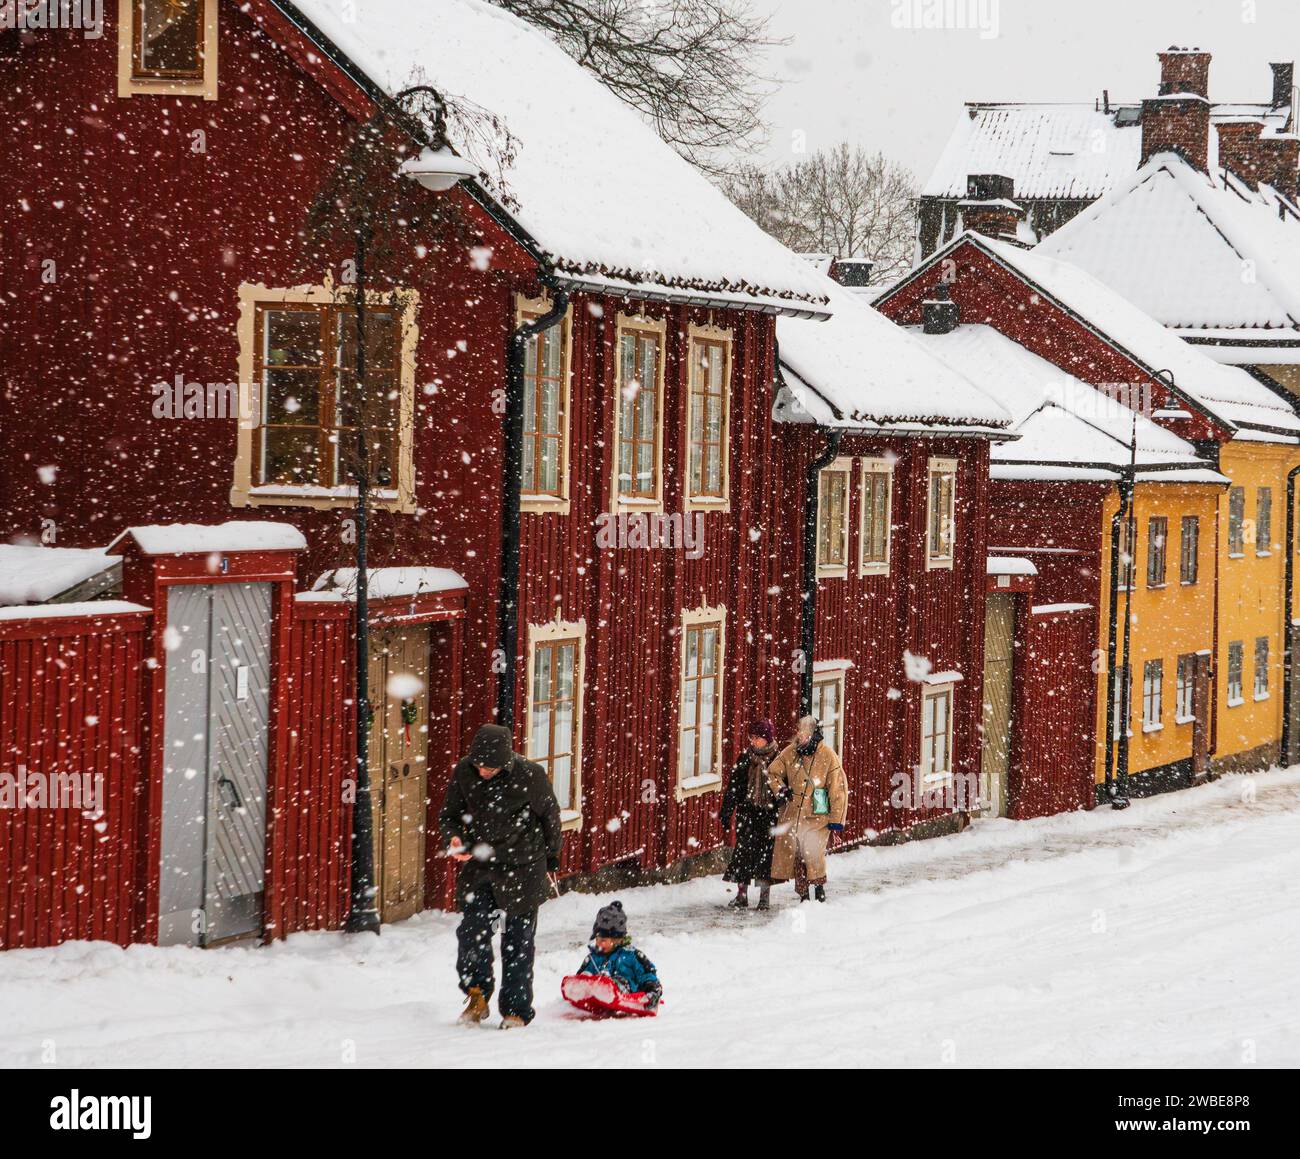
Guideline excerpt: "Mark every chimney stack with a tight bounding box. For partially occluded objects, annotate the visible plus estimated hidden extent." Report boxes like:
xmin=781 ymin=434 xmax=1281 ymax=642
xmin=958 ymin=174 xmax=1026 ymax=244
xmin=1216 ymin=119 xmax=1267 ymax=188
xmin=923 ymin=283 xmax=960 ymax=336
xmin=829 ymin=257 xmax=874 ymax=290
xmin=1271 ymin=61 xmax=1294 ymax=110
xmin=1141 ymin=48 xmax=1211 ymax=171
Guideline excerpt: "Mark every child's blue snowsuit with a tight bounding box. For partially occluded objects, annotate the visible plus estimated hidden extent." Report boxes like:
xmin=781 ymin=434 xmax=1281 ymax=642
xmin=576 ymin=938 xmax=663 ymax=1007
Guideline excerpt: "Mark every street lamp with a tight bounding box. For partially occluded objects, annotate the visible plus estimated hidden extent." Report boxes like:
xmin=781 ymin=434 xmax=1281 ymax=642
xmin=345 ymin=87 xmax=474 ymax=935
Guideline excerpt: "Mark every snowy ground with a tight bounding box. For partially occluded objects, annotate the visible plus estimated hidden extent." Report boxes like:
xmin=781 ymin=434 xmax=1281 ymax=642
xmin=4 ymin=769 xmax=1300 ymax=1069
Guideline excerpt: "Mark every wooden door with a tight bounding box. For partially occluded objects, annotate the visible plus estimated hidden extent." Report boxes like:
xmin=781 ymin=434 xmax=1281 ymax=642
xmin=1192 ymin=652 xmax=1212 ymax=777
xmin=980 ymin=594 xmax=1015 ymax=817
xmin=367 ymin=626 xmax=431 ymax=923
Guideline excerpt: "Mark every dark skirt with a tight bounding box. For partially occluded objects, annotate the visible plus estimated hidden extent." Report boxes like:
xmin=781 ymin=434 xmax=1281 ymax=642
xmin=724 ymin=802 xmax=778 ymax=884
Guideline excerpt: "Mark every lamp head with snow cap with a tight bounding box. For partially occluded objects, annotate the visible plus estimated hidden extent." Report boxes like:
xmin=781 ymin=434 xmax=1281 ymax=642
xmin=393 ymin=84 xmax=479 ymax=192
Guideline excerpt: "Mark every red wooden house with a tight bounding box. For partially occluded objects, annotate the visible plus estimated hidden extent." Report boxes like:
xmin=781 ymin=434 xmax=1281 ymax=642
xmin=1 ymin=0 xmax=836 ymax=947
xmin=771 ymin=280 xmax=1012 ymax=841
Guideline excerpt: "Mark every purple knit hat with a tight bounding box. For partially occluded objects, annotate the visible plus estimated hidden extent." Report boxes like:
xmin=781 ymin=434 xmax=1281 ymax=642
xmin=747 ymin=718 xmax=776 ymax=744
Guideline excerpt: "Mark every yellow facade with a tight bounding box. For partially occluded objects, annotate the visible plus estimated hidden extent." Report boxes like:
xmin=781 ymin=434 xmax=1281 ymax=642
xmin=1211 ymin=438 xmax=1300 ymax=766
xmin=1094 ymin=481 xmax=1221 ymax=784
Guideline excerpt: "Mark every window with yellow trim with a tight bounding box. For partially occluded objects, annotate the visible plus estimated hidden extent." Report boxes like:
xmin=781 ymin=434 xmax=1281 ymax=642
xmin=520 ymin=308 xmax=567 ymax=501
xmin=118 ymin=0 xmax=217 ymax=99
xmin=678 ymin=613 xmax=725 ymax=792
xmin=816 ymin=460 xmax=851 ymax=576
xmin=527 ymin=635 xmax=583 ymax=815
xmin=926 ymin=458 xmax=957 ymax=569
xmin=615 ymin=324 xmax=664 ymax=503
xmin=686 ymin=332 xmax=730 ymax=505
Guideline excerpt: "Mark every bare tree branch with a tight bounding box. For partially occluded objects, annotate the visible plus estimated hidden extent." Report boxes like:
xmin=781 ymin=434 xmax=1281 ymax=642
xmin=722 ymin=145 xmax=919 ymax=285
xmin=493 ymin=0 xmax=781 ymax=174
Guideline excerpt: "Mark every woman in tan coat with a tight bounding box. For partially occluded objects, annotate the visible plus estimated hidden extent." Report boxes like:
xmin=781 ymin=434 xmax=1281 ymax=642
xmin=767 ymin=715 xmax=847 ymax=902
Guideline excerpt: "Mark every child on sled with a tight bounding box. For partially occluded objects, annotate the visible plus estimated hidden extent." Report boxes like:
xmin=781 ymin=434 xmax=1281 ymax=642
xmin=562 ymin=901 xmax=663 ymax=1016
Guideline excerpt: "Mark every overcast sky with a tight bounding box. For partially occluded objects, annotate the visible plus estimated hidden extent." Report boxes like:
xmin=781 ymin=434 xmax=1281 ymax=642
xmin=750 ymin=0 xmax=1300 ymax=180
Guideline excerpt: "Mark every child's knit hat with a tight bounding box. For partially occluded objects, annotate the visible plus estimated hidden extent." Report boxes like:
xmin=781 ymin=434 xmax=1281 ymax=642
xmin=592 ymin=900 xmax=627 ymax=939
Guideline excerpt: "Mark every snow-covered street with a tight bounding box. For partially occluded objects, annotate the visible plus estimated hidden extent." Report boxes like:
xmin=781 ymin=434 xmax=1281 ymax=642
xmin=3 ymin=769 xmax=1299 ymax=1069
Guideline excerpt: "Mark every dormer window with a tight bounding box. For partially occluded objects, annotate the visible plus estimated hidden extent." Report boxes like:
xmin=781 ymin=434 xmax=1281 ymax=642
xmin=119 ymin=0 xmax=218 ymax=100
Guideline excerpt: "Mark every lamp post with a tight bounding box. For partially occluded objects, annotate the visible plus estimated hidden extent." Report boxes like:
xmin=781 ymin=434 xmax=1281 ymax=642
xmin=344 ymin=89 xmax=476 ymax=935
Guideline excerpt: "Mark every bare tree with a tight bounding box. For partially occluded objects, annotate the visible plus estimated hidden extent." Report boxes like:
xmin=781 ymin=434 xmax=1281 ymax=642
xmin=723 ymin=145 xmax=919 ymax=285
xmin=492 ymin=0 xmax=779 ymax=173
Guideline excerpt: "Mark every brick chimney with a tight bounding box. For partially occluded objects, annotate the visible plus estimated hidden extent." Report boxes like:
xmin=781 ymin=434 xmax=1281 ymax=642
xmin=1216 ymin=119 xmax=1268 ymax=188
xmin=1141 ymin=49 xmax=1211 ymax=171
xmin=923 ymin=283 xmax=960 ymax=336
xmin=958 ymin=174 xmax=1026 ymax=243
xmin=1271 ymin=62 xmax=1294 ymax=110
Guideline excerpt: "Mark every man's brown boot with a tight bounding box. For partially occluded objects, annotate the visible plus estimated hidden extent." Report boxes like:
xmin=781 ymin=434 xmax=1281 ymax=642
xmin=459 ymin=987 xmax=489 ymax=1025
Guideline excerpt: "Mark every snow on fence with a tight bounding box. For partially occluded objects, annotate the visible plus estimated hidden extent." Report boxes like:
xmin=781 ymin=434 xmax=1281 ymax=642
xmin=0 ymin=604 xmax=151 ymax=950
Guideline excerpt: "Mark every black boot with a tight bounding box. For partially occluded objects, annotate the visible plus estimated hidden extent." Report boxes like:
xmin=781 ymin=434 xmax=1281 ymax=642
xmin=727 ymin=887 xmax=749 ymax=909
xmin=756 ymin=884 xmax=771 ymax=911
xmin=814 ymin=884 xmax=826 ymax=903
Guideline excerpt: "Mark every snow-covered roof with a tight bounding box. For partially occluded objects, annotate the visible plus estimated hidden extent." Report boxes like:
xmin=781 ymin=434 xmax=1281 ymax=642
xmin=0 ymin=546 xmax=122 ymax=607
xmin=907 ymin=231 xmax=1300 ymax=439
xmin=923 ymin=101 xmax=1291 ymax=202
xmin=1038 ymin=153 xmax=1300 ymax=338
xmin=283 ymin=0 xmax=830 ymax=315
xmin=108 ymin=522 xmax=308 ymax=556
xmin=907 ymin=324 xmax=1223 ymax=482
xmin=0 ymin=601 xmax=148 ymax=623
xmin=987 ymin=556 xmax=1038 ymax=576
xmin=775 ymin=277 xmax=1011 ymax=432
xmin=313 ymin=566 xmax=468 ymax=600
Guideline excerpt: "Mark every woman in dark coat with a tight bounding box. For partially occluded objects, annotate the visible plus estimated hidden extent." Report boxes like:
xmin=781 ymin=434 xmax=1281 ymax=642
xmin=720 ymin=719 xmax=780 ymax=909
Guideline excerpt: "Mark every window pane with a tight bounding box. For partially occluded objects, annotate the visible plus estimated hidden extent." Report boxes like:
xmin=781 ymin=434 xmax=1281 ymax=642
xmin=263 ymin=368 xmax=320 ymax=425
xmin=553 ymin=754 xmax=573 ymax=812
xmin=264 ymin=310 xmax=322 ymax=367
xmin=528 ymin=702 xmax=550 ymax=760
xmin=137 ymin=0 xmax=204 ymax=77
xmin=262 ymin=427 xmax=320 ymax=485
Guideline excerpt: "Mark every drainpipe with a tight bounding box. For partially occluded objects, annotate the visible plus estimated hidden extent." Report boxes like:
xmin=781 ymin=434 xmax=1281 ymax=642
xmin=496 ymin=272 xmax=569 ymax=729
xmin=1102 ymin=477 xmax=1133 ymax=803
xmin=800 ymin=427 xmax=843 ymax=714
xmin=1281 ymin=462 xmax=1300 ymax=763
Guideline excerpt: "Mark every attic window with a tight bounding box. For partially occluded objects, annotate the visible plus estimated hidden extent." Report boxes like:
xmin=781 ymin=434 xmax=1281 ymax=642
xmin=119 ymin=0 xmax=218 ymax=100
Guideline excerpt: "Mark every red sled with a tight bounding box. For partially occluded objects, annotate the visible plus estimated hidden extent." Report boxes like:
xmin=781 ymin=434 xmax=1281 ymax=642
xmin=561 ymin=974 xmax=658 ymax=1018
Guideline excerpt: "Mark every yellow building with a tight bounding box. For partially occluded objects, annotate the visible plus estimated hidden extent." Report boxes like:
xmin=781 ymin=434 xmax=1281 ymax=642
xmin=1095 ymin=480 xmax=1223 ymax=790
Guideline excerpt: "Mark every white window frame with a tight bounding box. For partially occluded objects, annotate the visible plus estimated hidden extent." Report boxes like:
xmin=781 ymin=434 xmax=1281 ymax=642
xmin=1226 ymin=641 xmax=1244 ymax=707
xmin=816 ymin=457 xmax=853 ymax=578
xmin=920 ymin=682 xmax=956 ymax=785
xmin=1254 ymin=636 xmax=1270 ymax=701
xmin=812 ymin=660 xmax=851 ymax=756
xmin=525 ymin=619 xmax=587 ymax=831
xmin=858 ymin=457 xmax=893 ymax=577
xmin=684 ymin=323 xmax=733 ymax=513
xmin=118 ymin=0 xmax=219 ymax=101
xmin=926 ymin=457 xmax=959 ymax=571
xmin=1175 ymin=653 xmax=1195 ymax=724
xmin=611 ymin=313 xmax=667 ymax=514
xmin=676 ymin=604 xmax=727 ymax=800
xmin=1142 ymin=659 xmax=1163 ymax=733
xmin=516 ymin=293 xmax=573 ymax=514
xmin=1257 ymin=488 xmax=1273 ymax=557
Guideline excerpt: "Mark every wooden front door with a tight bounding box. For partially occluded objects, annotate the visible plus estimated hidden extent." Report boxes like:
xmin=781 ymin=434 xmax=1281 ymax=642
xmin=980 ymin=593 xmax=1016 ymax=817
xmin=1192 ymin=651 xmax=1212 ymax=778
xmin=367 ymin=626 xmax=431 ymax=923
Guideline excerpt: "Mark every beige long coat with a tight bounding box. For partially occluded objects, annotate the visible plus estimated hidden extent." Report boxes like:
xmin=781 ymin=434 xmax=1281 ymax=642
xmin=767 ymin=741 xmax=848 ymax=882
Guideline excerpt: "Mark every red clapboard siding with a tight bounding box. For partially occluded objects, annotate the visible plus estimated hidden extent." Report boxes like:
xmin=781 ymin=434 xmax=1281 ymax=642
xmin=0 ymin=610 xmax=150 ymax=950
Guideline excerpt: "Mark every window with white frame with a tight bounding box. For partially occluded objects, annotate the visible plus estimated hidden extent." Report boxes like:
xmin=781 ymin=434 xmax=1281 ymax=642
xmin=1255 ymin=636 xmax=1270 ymax=699
xmin=926 ymin=458 xmax=958 ymax=569
xmin=1176 ymin=653 xmax=1195 ymax=722
xmin=859 ymin=458 xmax=893 ymax=575
xmin=816 ymin=459 xmax=851 ymax=576
xmin=526 ymin=623 xmax=585 ymax=826
xmin=811 ymin=665 xmax=848 ymax=755
xmin=1146 ymin=516 xmax=1167 ymax=587
xmin=1179 ymin=516 xmax=1199 ymax=585
xmin=1228 ymin=488 xmax=1246 ymax=556
xmin=1227 ymin=641 xmax=1244 ymax=705
xmin=1257 ymin=488 xmax=1273 ymax=555
xmin=614 ymin=317 xmax=665 ymax=507
xmin=519 ymin=297 xmax=570 ymax=508
xmin=1117 ymin=516 xmax=1136 ymax=591
xmin=1112 ymin=663 xmax=1131 ymax=740
xmin=119 ymin=0 xmax=218 ymax=100
xmin=686 ymin=327 xmax=731 ymax=508
xmin=1142 ymin=659 xmax=1163 ymax=730
xmin=920 ymin=683 xmax=955 ymax=782
xmin=677 ymin=607 xmax=726 ymax=796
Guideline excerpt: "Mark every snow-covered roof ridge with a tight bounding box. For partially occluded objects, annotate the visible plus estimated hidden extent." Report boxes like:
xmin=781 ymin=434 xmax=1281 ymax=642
xmin=108 ymin=522 xmax=308 ymax=556
xmin=906 ymin=230 xmax=1300 ymax=438
xmin=313 ymin=566 xmax=468 ymax=601
xmin=923 ymin=100 xmax=1292 ymax=202
xmin=1038 ymin=152 xmax=1300 ymax=335
xmin=0 ymin=546 xmax=122 ymax=607
xmin=775 ymin=277 xmax=1012 ymax=432
xmin=907 ymin=324 xmax=1223 ymax=481
xmin=282 ymin=0 xmax=830 ymax=314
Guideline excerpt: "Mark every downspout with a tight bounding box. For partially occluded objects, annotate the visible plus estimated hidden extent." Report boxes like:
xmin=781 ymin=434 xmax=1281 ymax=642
xmin=800 ymin=427 xmax=843 ymax=714
xmin=1281 ymin=462 xmax=1300 ymax=762
xmin=496 ymin=272 xmax=569 ymax=728
xmin=1102 ymin=478 xmax=1132 ymax=801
